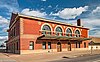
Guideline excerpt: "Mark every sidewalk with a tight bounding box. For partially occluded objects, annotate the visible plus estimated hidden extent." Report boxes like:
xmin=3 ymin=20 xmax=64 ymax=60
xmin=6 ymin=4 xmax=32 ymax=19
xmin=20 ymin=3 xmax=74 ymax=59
xmin=0 ymin=53 xmax=16 ymax=62
xmin=0 ymin=50 xmax=100 ymax=62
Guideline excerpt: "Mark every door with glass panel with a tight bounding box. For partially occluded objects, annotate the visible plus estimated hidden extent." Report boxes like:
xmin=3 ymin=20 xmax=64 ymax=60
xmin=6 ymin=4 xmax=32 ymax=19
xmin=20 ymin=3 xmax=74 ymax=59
xmin=67 ymin=42 xmax=71 ymax=51
xmin=29 ymin=41 xmax=34 ymax=50
xmin=57 ymin=42 xmax=62 ymax=52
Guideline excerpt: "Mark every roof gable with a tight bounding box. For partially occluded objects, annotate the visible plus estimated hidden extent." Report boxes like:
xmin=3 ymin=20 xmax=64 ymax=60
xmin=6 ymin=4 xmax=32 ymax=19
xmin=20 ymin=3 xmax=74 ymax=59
xmin=9 ymin=13 xmax=18 ymax=27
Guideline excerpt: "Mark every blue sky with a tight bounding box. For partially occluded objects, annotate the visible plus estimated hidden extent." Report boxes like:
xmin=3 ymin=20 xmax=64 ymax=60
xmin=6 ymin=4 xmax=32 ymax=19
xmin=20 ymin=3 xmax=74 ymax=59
xmin=0 ymin=0 xmax=100 ymax=44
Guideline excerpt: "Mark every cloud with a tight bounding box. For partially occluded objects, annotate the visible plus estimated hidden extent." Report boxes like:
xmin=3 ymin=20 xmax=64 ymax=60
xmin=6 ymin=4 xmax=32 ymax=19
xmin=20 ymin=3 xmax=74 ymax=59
xmin=21 ymin=8 xmax=47 ymax=17
xmin=0 ymin=36 xmax=8 ymax=42
xmin=66 ymin=17 xmax=100 ymax=37
xmin=48 ymin=5 xmax=52 ymax=8
xmin=0 ymin=16 xmax=8 ymax=43
xmin=0 ymin=0 xmax=19 ymax=44
xmin=0 ymin=0 xmax=19 ymax=13
xmin=81 ymin=18 xmax=100 ymax=37
xmin=52 ymin=6 xmax=88 ymax=19
xmin=41 ymin=0 xmax=46 ymax=1
xmin=0 ymin=5 xmax=19 ymax=13
xmin=92 ymin=7 xmax=100 ymax=14
xmin=90 ymin=6 xmax=100 ymax=19
xmin=2 ymin=27 xmax=9 ymax=32
xmin=67 ymin=6 xmax=100 ymax=37
xmin=83 ymin=6 xmax=100 ymax=37
xmin=0 ymin=16 xmax=9 ymax=25
xmin=55 ymin=5 xmax=58 ymax=8
xmin=0 ymin=36 xmax=8 ymax=45
xmin=41 ymin=8 xmax=44 ymax=10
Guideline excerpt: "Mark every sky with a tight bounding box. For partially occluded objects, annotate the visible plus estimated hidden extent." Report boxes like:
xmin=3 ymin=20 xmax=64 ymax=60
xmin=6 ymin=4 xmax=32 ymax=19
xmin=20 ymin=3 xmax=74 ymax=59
xmin=0 ymin=0 xmax=100 ymax=44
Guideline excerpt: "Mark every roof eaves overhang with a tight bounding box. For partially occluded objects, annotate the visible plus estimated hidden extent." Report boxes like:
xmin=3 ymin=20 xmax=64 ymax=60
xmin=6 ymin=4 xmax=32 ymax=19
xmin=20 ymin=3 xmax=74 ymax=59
xmin=37 ymin=35 xmax=92 ymax=41
xmin=17 ymin=14 xmax=89 ymax=30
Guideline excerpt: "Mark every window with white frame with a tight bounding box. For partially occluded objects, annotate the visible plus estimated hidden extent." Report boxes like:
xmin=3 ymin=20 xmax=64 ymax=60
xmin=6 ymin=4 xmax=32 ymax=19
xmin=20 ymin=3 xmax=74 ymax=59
xmin=42 ymin=42 xmax=46 ymax=49
xmin=66 ymin=28 xmax=72 ymax=37
xmin=55 ymin=27 xmax=63 ymax=36
xmin=75 ymin=30 xmax=80 ymax=37
xmin=29 ymin=41 xmax=34 ymax=50
xmin=48 ymin=42 xmax=51 ymax=49
xmin=42 ymin=25 xmax=51 ymax=35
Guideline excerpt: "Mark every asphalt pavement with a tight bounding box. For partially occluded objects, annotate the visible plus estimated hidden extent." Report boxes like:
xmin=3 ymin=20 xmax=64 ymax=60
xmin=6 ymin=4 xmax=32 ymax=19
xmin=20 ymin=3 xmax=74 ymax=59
xmin=0 ymin=50 xmax=100 ymax=62
xmin=48 ymin=54 xmax=100 ymax=62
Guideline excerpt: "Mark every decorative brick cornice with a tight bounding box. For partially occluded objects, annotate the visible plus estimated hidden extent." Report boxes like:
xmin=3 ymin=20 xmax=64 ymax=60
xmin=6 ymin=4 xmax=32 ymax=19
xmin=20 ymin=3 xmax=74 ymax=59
xmin=16 ymin=13 xmax=90 ymax=30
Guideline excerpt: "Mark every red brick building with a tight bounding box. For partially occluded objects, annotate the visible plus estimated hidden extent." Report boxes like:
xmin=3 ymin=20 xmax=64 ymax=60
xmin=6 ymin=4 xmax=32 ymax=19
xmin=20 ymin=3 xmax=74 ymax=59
xmin=6 ymin=13 xmax=91 ymax=54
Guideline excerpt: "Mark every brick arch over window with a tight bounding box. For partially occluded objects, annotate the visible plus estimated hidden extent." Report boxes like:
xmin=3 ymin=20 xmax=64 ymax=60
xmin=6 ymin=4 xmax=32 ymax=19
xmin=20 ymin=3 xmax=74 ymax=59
xmin=54 ymin=25 xmax=64 ymax=33
xmin=56 ymin=27 xmax=62 ymax=32
xmin=65 ymin=27 xmax=73 ymax=36
xmin=74 ymin=28 xmax=81 ymax=35
xmin=75 ymin=30 xmax=80 ymax=34
xmin=42 ymin=25 xmax=51 ymax=31
xmin=65 ymin=27 xmax=73 ymax=34
xmin=66 ymin=28 xmax=72 ymax=33
xmin=74 ymin=28 xmax=81 ymax=37
xmin=41 ymin=23 xmax=52 ymax=31
xmin=54 ymin=25 xmax=64 ymax=36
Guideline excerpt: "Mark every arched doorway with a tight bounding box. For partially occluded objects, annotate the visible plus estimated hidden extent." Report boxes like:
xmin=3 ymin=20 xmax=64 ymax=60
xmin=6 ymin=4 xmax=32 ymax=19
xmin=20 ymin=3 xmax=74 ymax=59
xmin=57 ymin=42 xmax=62 ymax=52
xmin=67 ymin=42 xmax=71 ymax=51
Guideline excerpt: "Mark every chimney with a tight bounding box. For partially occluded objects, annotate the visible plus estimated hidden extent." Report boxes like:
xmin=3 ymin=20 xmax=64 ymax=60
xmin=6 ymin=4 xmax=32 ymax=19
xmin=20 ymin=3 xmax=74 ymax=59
xmin=77 ymin=19 xmax=81 ymax=26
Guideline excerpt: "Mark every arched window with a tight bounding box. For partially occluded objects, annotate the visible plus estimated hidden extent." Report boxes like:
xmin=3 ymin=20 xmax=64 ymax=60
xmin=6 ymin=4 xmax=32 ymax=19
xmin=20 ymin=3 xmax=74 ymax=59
xmin=66 ymin=28 xmax=72 ymax=37
xmin=42 ymin=25 xmax=51 ymax=35
xmin=55 ymin=27 xmax=63 ymax=36
xmin=75 ymin=30 xmax=80 ymax=37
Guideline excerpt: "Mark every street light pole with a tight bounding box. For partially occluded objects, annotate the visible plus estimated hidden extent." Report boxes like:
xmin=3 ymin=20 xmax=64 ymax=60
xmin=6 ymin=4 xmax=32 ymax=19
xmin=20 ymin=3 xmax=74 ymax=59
xmin=89 ymin=41 xmax=94 ymax=55
xmin=91 ymin=45 xmax=93 ymax=54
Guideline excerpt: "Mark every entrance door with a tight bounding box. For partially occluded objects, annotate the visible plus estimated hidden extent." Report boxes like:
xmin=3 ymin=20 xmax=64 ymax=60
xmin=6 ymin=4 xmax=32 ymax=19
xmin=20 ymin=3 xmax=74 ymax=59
xmin=29 ymin=41 xmax=34 ymax=50
xmin=68 ymin=42 xmax=71 ymax=51
xmin=57 ymin=42 xmax=61 ymax=52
